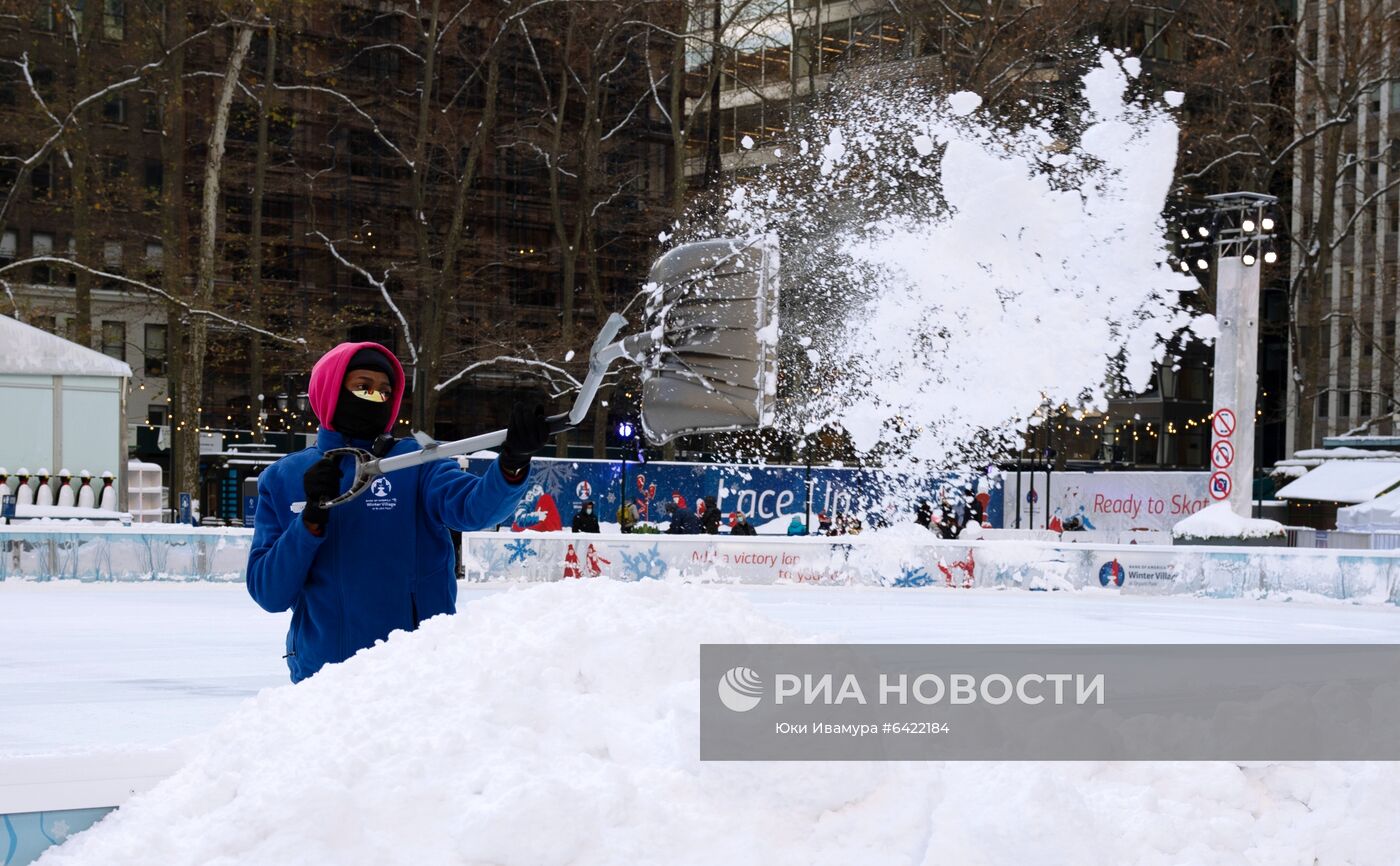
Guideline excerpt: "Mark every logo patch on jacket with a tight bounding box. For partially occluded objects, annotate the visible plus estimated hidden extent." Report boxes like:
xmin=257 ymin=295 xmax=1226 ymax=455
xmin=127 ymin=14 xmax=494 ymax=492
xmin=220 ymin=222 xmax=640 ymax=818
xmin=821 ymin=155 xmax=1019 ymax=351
xmin=366 ymin=476 xmax=397 ymax=511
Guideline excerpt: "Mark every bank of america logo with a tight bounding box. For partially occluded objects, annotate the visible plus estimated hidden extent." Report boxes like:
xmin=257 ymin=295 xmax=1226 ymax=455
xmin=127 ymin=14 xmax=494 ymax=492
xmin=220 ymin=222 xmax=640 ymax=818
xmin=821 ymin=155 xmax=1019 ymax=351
xmin=718 ymin=666 xmax=764 ymax=712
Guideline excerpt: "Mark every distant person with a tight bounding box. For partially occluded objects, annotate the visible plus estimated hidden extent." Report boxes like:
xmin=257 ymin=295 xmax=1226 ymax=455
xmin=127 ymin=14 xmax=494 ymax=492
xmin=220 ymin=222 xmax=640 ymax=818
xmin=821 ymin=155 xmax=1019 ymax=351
xmin=848 ymin=517 xmax=863 ymax=535
xmin=730 ymin=512 xmax=757 ymax=536
xmin=246 ymin=341 xmax=547 ymax=683
xmin=935 ymin=498 xmax=959 ymax=539
xmin=915 ymin=499 xmax=933 ymax=529
xmin=665 ymin=500 xmax=702 ymax=535
xmin=571 ymin=500 xmax=600 ymax=533
xmin=616 ymin=501 xmax=639 ymax=533
xmin=816 ymin=511 xmax=832 ymax=534
xmin=701 ymin=495 xmax=721 ymax=534
xmin=786 ymin=516 xmax=808 ymax=536
xmin=966 ymin=491 xmax=986 ymax=529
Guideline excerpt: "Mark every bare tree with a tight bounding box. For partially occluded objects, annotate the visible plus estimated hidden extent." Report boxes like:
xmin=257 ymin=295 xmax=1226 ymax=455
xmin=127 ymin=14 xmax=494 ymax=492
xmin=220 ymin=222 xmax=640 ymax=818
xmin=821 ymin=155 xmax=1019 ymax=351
xmin=291 ymin=0 xmax=503 ymax=433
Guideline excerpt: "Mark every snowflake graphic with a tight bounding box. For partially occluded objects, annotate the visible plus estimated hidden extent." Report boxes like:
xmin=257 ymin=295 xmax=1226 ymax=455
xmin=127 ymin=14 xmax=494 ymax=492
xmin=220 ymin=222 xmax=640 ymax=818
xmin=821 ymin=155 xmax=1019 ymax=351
xmin=619 ymin=543 xmax=667 ymax=581
xmin=464 ymin=543 xmax=513 ymax=581
xmin=528 ymin=460 xmax=578 ymax=497
xmin=893 ymin=565 xmax=934 ymax=588
xmin=506 ymin=539 xmax=538 ymax=564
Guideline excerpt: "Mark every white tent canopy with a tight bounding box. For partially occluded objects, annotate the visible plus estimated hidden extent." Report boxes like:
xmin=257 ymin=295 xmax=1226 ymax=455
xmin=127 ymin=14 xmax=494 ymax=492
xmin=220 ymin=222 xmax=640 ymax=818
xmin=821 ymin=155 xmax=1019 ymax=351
xmin=0 ymin=315 xmax=132 ymax=377
xmin=1336 ymin=487 xmax=1400 ymax=532
xmin=0 ymin=316 xmax=131 ymax=500
xmin=1274 ymin=460 xmax=1400 ymax=505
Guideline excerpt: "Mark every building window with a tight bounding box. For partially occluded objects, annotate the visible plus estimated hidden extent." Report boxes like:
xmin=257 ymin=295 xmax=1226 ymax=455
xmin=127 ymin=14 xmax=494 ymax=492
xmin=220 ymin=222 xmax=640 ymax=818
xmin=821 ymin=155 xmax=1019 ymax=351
xmin=1341 ymin=391 xmax=1352 ymax=417
xmin=103 ymin=0 xmax=124 ymax=40
xmin=31 ymin=160 xmax=51 ymax=200
xmin=0 ymin=229 xmax=15 ymax=263
xmin=101 ymin=95 xmax=126 ymax=124
xmin=144 ymin=323 xmax=166 ymax=376
xmin=101 ymin=320 xmax=126 ymax=361
xmin=143 ymin=92 xmax=161 ymax=131
xmin=144 ymin=242 xmax=162 ymax=275
xmin=1362 ymin=393 xmax=1373 ymax=416
xmin=103 ymin=240 xmax=122 ymax=272
xmin=31 ymin=231 xmax=53 ymax=283
xmin=1317 ymin=391 xmax=1329 ymax=418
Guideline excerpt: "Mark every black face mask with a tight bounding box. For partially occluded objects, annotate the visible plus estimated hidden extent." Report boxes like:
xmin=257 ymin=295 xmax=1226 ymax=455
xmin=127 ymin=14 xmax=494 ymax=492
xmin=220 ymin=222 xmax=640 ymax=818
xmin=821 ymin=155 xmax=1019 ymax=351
xmin=332 ymin=386 xmax=392 ymax=441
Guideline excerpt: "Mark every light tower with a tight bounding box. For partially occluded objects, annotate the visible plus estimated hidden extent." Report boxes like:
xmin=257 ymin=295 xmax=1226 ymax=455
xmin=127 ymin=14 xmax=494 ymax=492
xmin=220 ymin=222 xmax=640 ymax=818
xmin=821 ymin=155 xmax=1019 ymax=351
xmin=1179 ymin=192 xmax=1279 ymax=517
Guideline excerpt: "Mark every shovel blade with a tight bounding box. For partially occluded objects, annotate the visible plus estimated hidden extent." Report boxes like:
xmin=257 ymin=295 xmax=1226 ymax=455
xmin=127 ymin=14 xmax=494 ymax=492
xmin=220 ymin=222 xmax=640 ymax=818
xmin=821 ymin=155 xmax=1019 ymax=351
xmin=639 ymin=237 xmax=780 ymax=444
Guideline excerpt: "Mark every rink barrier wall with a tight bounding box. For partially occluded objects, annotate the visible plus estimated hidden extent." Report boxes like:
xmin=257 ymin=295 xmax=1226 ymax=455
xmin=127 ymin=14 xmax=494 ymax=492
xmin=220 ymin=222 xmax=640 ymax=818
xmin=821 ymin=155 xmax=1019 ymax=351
xmin=2 ymin=526 xmax=1397 ymax=604
xmin=0 ymin=749 xmax=182 ymax=866
xmin=462 ymin=532 xmax=1400 ymax=603
xmin=0 ymin=526 xmax=252 ymax=583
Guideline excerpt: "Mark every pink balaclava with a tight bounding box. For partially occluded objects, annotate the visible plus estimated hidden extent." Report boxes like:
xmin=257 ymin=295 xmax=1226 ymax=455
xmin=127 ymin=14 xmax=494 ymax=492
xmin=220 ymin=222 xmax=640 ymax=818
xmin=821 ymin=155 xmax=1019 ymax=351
xmin=307 ymin=342 xmax=406 ymax=435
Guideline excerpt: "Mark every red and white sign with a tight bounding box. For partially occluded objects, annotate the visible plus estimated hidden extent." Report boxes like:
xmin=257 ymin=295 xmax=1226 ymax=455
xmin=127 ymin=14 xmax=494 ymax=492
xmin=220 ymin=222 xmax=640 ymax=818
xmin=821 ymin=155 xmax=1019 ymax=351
xmin=1212 ymin=408 xmax=1237 ymax=438
xmin=1210 ymin=440 xmax=1235 ymax=469
xmin=1208 ymin=471 xmax=1233 ymax=501
xmin=575 ymin=480 xmax=592 ymax=500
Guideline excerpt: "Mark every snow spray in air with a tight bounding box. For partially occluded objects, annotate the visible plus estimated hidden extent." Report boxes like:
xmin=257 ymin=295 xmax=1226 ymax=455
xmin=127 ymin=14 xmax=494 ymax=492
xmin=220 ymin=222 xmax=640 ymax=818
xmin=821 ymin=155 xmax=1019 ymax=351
xmin=677 ymin=50 xmax=1208 ymax=489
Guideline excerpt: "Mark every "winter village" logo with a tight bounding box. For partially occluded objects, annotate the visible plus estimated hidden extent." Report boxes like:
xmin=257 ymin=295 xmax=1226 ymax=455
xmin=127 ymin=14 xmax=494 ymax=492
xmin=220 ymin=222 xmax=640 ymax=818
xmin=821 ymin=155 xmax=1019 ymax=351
xmin=365 ymin=476 xmax=397 ymax=511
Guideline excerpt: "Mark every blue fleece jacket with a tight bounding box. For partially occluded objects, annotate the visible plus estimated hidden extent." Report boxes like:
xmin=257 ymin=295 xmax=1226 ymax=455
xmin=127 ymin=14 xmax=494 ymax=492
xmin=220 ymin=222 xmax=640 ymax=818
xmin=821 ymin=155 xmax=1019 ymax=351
xmin=247 ymin=428 xmax=527 ymax=682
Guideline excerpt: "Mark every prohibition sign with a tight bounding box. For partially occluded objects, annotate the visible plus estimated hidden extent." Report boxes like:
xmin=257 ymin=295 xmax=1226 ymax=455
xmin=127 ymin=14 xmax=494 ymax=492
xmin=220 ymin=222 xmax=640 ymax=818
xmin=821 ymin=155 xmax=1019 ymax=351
xmin=1208 ymin=471 xmax=1233 ymax=501
xmin=1212 ymin=408 xmax=1237 ymax=438
xmin=1211 ymin=440 xmax=1235 ymax=469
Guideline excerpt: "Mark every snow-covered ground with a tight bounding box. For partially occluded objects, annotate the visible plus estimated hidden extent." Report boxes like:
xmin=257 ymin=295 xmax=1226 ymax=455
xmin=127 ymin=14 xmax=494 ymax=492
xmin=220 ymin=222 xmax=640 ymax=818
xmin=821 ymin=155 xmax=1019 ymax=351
xmin=3 ymin=580 xmax=1397 ymax=757
xmin=9 ymin=579 xmax=1399 ymax=866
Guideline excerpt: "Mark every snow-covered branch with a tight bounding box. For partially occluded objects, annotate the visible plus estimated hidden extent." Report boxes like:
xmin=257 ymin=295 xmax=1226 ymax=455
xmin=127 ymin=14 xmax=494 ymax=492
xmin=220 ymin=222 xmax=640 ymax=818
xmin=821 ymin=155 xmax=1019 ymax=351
xmin=310 ymin=231 xmax=419 ymax=366
xmin=436 ymin=355 xmax=582 ymax=393
xmin=275 ymin=84 xmax=414 ymax=169
xmin=0 ymin=257 xmax=306 ymax=346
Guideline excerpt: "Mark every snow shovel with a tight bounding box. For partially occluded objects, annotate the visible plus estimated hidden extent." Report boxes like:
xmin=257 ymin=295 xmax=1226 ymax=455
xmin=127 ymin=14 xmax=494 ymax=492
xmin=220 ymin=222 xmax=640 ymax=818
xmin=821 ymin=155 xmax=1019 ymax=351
xmin=320 ymin=235 xmax=780 ymax=508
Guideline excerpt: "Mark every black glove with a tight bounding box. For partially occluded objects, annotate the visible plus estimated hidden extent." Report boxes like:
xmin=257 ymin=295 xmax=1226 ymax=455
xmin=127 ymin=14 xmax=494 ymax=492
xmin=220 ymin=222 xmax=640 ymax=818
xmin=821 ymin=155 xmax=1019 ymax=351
xmin=500 ymin=403 xmax=551 ymax=475
xmin=302 ymin=456 xmax=341 ymax=528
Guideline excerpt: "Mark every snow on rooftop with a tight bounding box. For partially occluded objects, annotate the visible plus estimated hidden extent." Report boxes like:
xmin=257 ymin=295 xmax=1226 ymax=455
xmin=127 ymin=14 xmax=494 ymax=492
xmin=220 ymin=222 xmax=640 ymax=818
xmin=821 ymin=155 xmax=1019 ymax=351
xmin=1290 ymin=447 xmax=1400 ymax=460
xmin=1172 ymin=502 xmax=1284 ymax=539
xmin=0 ymin=315 xmax=132 ymax=378
xmin=1273 ymin=460 xmax=1400 ymax=504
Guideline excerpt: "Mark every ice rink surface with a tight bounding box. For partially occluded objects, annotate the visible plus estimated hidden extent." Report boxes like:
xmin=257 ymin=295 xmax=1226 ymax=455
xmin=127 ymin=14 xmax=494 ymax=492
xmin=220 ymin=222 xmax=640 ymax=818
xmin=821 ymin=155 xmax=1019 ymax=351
xmin=3 ymin=580 xmax=1398 ymax=756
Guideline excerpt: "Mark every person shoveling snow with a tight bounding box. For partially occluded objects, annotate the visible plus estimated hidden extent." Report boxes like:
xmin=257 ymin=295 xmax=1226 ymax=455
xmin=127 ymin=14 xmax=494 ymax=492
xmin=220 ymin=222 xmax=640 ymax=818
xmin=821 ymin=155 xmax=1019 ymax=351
xmin=245 ymin=341 xmax=550 ymax=682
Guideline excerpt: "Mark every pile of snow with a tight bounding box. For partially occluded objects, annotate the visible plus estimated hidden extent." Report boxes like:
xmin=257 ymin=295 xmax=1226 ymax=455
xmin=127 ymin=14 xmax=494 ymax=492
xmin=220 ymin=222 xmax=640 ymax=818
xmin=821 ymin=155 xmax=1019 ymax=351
xmin=1172 ymin=502 xmax=1285 ymax=540
xmin=39 ymin=581 xmax=1400 ymax=865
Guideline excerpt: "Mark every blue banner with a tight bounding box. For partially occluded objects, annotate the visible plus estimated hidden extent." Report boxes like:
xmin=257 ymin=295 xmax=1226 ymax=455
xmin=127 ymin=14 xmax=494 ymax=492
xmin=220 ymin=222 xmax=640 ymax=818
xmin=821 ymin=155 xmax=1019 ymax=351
xmin=462 ymin=457 xmax=1003 ymax=533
